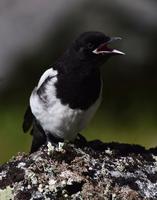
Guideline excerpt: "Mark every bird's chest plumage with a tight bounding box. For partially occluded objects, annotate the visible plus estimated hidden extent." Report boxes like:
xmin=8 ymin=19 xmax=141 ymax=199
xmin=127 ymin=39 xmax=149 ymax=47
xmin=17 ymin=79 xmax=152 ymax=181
xmin=55 ymin=67 xmax=102 ymax=110
xmin=30 ymin=68 xmax=102 ymax=140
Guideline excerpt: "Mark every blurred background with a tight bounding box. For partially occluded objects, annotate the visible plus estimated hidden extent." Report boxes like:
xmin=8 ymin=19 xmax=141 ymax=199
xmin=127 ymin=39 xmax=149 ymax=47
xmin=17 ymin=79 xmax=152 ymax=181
xmin=0 ymin=0 xmax=157 ymax=163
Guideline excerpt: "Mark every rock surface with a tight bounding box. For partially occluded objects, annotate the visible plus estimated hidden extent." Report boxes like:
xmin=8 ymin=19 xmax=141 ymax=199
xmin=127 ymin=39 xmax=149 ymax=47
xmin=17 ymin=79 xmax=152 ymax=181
xmin=0 ymin=140 xmax=157 ymax=200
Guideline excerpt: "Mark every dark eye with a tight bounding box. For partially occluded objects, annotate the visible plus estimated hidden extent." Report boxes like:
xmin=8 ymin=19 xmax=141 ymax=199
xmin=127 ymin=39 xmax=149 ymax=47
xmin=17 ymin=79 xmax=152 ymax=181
xmin=79 ymin=46 xmax=84 ymax=53
xmin=87 ymin=43 xmax=94 ymax=49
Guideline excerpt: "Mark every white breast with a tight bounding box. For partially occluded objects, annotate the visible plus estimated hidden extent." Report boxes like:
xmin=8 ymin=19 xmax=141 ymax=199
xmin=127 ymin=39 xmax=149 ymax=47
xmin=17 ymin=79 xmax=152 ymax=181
xmin=30 ymin=68 xmax=102 ymax=141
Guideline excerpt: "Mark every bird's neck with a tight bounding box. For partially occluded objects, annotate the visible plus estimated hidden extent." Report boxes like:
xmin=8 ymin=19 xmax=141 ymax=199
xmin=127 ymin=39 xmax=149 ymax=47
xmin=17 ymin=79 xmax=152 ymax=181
xmin=54 ymin=49 xmax=98 ymax=75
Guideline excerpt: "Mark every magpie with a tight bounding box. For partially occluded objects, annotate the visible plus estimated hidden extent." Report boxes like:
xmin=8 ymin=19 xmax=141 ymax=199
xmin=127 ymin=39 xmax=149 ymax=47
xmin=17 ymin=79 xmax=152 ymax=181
xmin=23 ymin=31 xmax=124 ymax=153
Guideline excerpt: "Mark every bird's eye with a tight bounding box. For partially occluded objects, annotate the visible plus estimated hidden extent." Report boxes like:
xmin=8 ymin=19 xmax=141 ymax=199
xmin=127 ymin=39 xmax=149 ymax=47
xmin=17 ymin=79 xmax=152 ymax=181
xmin=87 ymin=43 xmax=94 ymax=49
xmin=79 ymin=47 xmax=84 ymax=53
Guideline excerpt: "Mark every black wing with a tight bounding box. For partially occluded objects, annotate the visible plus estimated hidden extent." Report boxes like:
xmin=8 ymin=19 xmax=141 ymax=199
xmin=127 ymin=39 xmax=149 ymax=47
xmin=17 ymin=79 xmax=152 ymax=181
xmin=23 ymin=105 xmax=34 ymax=133
xmin=23 ymin=105 xmax=47 ymax=153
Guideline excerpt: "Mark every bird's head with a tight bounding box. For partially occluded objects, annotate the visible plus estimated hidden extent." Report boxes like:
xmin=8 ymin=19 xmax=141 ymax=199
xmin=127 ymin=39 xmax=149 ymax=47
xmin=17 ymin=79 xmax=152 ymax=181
xmin=71 ymin=31 xmax=125 ymax=67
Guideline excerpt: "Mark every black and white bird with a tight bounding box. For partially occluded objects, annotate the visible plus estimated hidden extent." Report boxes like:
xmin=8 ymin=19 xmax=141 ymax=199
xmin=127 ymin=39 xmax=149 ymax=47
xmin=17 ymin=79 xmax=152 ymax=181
xmin=23 ymin=31 xmax=124 ymax=153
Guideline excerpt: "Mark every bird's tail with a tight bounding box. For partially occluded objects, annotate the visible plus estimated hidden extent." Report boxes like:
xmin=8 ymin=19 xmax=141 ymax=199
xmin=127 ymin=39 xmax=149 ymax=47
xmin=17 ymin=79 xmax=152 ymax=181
xmin=30 ymin=120 xmax=47 ymax=153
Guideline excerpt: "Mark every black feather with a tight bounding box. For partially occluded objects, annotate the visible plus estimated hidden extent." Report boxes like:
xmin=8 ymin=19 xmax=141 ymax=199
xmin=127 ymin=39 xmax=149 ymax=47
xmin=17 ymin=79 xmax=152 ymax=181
xmin=23 ymin=106 xmax=33 ymax=133
xmin=30 ymin=119 xmax=47 ymax=153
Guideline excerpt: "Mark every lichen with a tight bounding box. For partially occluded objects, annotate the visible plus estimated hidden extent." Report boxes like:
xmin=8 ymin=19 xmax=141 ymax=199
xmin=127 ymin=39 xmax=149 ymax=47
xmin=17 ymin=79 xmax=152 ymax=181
xmin=0 ymin=141 xmax=157 ymax=199
xmin=0 ymin=186 xmax=13 ymax=200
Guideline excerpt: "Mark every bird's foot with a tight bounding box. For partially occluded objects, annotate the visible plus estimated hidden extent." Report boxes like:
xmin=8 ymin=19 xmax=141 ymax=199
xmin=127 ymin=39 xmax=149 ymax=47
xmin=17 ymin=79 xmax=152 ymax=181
xmin=47 ymin=133 xmax=64 ymax=146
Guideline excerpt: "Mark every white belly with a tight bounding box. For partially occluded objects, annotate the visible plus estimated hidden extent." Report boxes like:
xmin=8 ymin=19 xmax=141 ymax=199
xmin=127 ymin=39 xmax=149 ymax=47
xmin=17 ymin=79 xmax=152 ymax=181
xmin=30 ymin=89 xmax=101 ymax=140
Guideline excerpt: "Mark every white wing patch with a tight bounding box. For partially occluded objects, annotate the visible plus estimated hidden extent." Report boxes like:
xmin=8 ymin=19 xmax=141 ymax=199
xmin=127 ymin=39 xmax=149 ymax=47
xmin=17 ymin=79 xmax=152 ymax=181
xmin=37 ymin=68 xmax=58 ymax=89
xmin=30 ymin=67 xmax=58 ymax=123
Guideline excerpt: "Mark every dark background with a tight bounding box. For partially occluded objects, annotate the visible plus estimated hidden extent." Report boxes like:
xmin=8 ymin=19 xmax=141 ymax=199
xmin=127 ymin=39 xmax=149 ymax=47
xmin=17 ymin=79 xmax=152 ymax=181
xmin=0 ymin=0 xmax=157 ymax=163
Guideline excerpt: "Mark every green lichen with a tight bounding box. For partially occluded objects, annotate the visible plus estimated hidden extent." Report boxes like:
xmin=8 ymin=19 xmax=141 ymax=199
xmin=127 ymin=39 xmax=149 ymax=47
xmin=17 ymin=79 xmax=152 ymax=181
xmin=0 ymin=186 xmax=13 ymax=200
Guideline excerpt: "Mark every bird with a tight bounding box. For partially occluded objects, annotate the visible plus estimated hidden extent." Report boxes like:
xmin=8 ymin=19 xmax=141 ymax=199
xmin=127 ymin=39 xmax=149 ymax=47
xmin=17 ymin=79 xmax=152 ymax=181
xmin=23 ymin=31 xmax=124 ymax=153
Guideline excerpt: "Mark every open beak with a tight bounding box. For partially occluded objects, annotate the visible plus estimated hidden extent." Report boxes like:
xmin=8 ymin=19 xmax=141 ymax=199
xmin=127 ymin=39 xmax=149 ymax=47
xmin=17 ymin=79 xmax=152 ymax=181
xmin=92 ymin=37 xmax=125 ymax=55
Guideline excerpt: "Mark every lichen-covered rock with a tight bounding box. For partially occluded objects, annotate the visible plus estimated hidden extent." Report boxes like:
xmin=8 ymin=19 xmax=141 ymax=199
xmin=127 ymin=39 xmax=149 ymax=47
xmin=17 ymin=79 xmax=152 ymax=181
xmin=0 ymin=140 xmax=157 ymax=200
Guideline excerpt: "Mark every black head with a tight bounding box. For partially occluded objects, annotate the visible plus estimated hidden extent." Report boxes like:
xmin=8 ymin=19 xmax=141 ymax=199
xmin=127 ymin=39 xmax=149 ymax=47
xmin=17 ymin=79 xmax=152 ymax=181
xmin=71 ymin=31 xmax=124 ymax=67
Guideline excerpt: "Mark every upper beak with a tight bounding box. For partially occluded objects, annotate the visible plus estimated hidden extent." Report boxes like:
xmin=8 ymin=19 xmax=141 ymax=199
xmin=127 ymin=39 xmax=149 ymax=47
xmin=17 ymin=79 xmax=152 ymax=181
xmin=92 ymin=37 xmax=125 ymax=55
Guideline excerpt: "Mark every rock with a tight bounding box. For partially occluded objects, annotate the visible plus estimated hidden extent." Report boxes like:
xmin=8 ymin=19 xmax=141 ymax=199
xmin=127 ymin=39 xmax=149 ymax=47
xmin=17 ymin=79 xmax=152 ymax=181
xmin=0 ymin=140 xmax=157 ymax=200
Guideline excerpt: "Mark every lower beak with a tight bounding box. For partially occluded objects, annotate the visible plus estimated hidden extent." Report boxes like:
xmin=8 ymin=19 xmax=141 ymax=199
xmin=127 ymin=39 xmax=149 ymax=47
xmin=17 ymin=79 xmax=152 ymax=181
xmin=92 ymin=37 xmax=125 ymax=55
